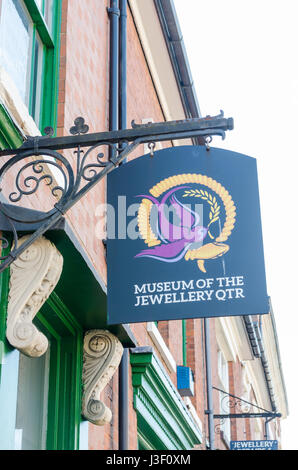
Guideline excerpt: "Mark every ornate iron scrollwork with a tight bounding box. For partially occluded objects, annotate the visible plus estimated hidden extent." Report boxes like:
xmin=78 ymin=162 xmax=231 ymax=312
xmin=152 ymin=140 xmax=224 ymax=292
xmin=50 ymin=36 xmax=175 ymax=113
xmin=219 ymin=392 xmax=251 ymax=415
xmin=0 ymin=118 xmax=122 ymax=270
xmin=214 ymin=388 xmax=251 ymax=434
xmin=212 ymin=386 xmax=281 ymax=433
xmin=3 ymin=151 xmax=73 ymax=208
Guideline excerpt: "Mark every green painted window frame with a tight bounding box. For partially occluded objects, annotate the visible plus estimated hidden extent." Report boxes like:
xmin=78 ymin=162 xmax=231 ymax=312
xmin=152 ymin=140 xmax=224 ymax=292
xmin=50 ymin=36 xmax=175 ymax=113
xmin=0 ymin=241 xmax=10 ymax=375
xmin=34 ymin=292 xmax=84 ymax=450
xmin=23 ymin=0 xmax=62 ymax=132
xmin=130 ymin=348 xmax=202 ymax=450
xmin=1 ymin=0 xmax=62 ymax=132
xmin=0 ymin=105 xmax=23 ymax=150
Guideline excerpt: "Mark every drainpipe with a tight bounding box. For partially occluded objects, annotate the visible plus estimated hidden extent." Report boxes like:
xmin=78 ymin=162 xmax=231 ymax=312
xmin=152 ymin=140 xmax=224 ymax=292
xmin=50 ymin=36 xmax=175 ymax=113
xmin=117 ymin=0 xmax=129 ymax=451
xmin=119 ymin=0 xmax=127 ymax=135
xmin=204 ymin=318 xmax=215 ymax=450
xmin=119 ymin=349 xmax=129 ymax=450
xmin=108 ymin=0 xmax=129 ymax=450
xmin=108 ymin=0 xmax=120 ymax=159
xmin=264 ymin=415 xmax=275 ymax=440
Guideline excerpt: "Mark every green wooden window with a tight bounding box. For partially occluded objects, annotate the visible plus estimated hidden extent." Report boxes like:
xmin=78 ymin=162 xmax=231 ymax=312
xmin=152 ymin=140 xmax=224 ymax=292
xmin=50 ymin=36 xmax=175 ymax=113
xmin=30 ymin=293 xmax=83 ymax=450
xmin=0 ymin=0 xmax=61 ymax=130
xmin=131 ymin=347 xmax=202 ymax=450
xmin=0 ymin=243 xmax=10 ymax=379
xmin=15 ymin=346 xmax=51 ymax=449
xmin=0 ymin=105 xmax=23 ymax=150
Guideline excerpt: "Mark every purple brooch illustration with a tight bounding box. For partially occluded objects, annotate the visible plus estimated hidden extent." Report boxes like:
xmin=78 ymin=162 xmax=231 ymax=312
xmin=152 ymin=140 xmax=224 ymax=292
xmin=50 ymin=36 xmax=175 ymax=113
xmin=135 ymin=186 xmax=208 ymax=263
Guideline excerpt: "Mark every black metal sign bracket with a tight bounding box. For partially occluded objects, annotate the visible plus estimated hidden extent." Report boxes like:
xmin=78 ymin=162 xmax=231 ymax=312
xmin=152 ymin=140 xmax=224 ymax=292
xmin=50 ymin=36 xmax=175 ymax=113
xmin=0 ymin=111 xmax=233 ymax=273
xmin=211 ymin=386 xmax=281 ymax=437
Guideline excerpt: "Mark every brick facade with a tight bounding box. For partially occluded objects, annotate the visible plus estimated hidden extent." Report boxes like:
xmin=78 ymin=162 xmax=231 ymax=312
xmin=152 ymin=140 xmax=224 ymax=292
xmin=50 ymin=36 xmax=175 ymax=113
xmin=53 ymin=0 xmax=282 ymax=450
xmin=0 ymin=0 xmax=285 ymax=451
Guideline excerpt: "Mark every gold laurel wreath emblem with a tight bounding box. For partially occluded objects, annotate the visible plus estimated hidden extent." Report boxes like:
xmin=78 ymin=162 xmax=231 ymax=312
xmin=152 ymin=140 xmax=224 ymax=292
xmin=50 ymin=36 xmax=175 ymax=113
xmin=137 ymin=173 xmax=236 ymax=272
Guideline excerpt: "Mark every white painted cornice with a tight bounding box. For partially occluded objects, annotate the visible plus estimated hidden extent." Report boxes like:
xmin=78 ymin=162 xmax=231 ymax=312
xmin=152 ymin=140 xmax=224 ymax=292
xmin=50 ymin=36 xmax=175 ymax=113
xmin=215 ymin=316 xmax=254 ymax=363
xmin=128 ymin=0 xmax=192 ymax=145
xmin=147 ymin=321 xmax=176 ymax=374
xmin=261 ymin=313 xmax=288 ymax=417
xmin=242 ymin=359 xmax=272 ymax=412
xmin=0 ymin=66 xmax=37 ymax=138
xmin=0 ymin=66 xmax=65 ymax=188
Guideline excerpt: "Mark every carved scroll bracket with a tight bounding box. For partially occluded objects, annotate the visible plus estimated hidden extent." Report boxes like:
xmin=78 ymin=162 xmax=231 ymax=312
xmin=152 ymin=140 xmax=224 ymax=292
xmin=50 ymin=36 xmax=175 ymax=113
xmin=6 ymin=235 xmax=63 ymax=357
xmin=82 ymin=329 xmax=123 ymax=426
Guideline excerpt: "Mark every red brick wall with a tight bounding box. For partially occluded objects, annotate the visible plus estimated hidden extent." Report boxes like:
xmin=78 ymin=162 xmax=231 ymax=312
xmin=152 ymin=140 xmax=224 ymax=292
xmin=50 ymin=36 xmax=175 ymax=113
xmin=55 ymin=0 xmax=177 ymax=450
xmin=56 ymin=0 xmax=109 ymax=288
xmin=0 ymin=0 xmax=281 ymax=453
xmin=228 ymin=361 xmax=237 ymax=441
xmin=2 ymin=0 xmax=273 ymax=452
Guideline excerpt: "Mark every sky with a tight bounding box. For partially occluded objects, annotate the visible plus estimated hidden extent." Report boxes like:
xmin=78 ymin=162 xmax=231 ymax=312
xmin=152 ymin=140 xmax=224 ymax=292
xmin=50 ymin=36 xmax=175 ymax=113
xmin=174 ymin=0 xmax=298 ymax=450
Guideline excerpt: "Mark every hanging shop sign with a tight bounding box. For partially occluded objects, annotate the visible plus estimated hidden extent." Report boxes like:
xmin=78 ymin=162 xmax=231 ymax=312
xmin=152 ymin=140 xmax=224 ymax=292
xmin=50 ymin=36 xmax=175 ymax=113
xmin=107 ymin=146 xmax=269 ymax=324
xmin=230 ymin=440 xmax=278 ymax=451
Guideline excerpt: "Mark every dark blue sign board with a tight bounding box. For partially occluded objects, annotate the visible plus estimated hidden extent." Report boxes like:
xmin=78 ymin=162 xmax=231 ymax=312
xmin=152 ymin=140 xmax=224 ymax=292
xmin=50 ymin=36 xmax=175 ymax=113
xmin=107 ymin=146 xmax=268 ymax=324
xmin=230 ymin=440 xmax=278 ymax=450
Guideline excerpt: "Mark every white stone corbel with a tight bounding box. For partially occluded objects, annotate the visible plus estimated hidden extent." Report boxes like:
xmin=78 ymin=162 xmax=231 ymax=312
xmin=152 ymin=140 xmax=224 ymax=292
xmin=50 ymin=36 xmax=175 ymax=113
xmin=82 ymin=329 xmax=123 ymax=426
xmin=6 ymin=235 xmax=63 ymax=357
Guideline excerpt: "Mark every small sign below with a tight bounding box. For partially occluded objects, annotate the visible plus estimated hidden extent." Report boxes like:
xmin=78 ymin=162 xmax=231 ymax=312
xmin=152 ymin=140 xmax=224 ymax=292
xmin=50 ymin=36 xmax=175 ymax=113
xmin=230 ymin=440 xmax=278 ymax=450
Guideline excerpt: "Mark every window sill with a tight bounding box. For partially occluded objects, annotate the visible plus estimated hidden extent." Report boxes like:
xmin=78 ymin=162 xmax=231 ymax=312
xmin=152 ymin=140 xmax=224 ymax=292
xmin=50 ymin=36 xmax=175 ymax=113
xmin=183 ymin=397 xmax=203 ymax=435
xmin=146 ymin=322 xmax=176 ymax=374
xmin=0 ymin=67 xmax=64 ymax=188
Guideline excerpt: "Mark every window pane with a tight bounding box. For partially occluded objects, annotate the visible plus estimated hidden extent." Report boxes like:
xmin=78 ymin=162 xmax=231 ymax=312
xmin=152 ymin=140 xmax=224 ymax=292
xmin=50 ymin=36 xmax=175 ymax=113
xmin=35 ymin=0 xmax=43 ymax=11
xmin=31 ymin=31 xmax=44 ymax=124
xmin=15 ymin=348 xmax=50 ymax=450
xmin=44 ymin=0 xmax=54 ymax=34
xmin=0 ymin=0 xmax=32 ymax=103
